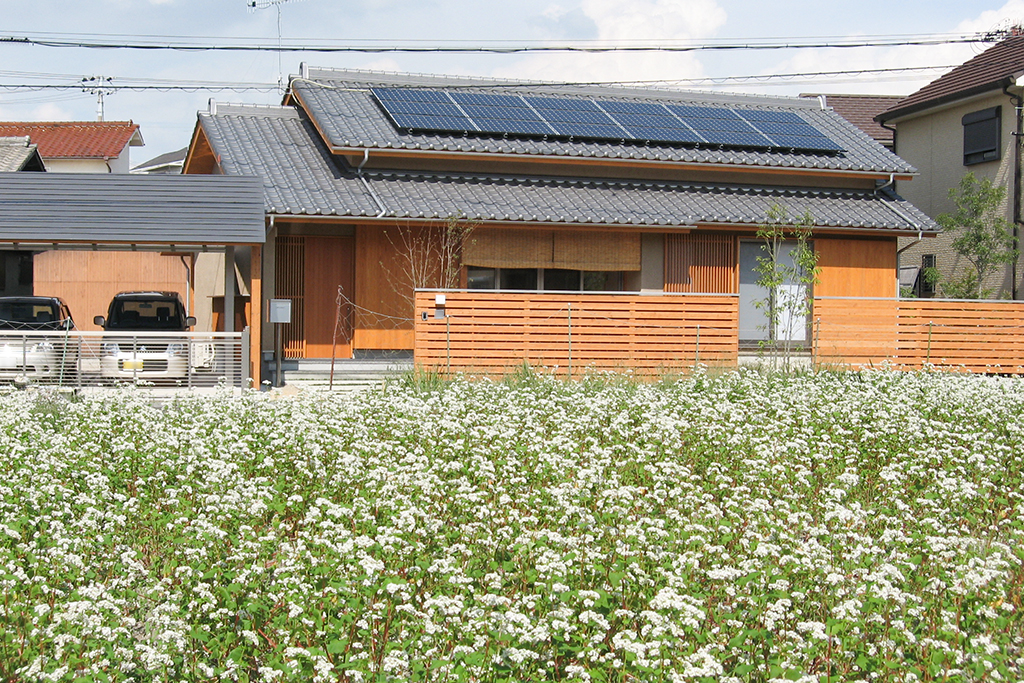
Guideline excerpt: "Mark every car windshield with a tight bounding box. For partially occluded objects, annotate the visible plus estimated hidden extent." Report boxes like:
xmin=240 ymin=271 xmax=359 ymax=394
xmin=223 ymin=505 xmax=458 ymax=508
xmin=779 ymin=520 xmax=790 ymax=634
xmin=108 ymin=299 xmax=183 ymax=331
xmin=0 ymin=301 xmax=67 ymax=330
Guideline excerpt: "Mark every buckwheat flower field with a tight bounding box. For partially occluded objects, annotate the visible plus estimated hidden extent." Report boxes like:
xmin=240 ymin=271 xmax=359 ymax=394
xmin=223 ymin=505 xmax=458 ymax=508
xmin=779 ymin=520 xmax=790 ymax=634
xmin=2 ymin=369 xmax=1023 ymax=682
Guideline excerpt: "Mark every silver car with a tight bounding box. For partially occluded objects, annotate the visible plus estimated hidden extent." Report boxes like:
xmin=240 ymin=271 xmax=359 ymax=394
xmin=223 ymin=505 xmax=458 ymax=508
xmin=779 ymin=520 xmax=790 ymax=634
xmin=94 ymin=292 xmax=200 ymax=383
xmin=0 ymin=297 xmax=77 ymax=383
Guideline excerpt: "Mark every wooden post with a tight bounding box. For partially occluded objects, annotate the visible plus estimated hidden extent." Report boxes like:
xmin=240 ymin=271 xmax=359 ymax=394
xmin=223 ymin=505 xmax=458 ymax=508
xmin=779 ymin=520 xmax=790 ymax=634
xmin=695 ymin=324 xmax=701 ymax=366
xmin=927 ymin=321 xmax=933 ymax=365
xmin=567 ymin=302 xmax=572 ymax=380
xmin=249 ymin=244 xmax=262 ymax=387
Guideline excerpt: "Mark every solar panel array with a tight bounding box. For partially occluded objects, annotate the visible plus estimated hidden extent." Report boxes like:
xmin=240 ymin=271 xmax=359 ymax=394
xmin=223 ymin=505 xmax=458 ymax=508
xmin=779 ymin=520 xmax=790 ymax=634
xmin=371 ymin=88 xmax=844 ymax=153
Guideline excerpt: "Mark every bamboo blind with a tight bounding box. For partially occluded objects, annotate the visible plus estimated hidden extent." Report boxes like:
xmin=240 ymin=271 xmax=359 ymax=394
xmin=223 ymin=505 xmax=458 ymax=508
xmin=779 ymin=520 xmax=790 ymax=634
xmin=464 ymin=229 xmax=554 ymax=269
xmin=664 ymin=233 xmax=737 ymax=293
xmin=414 ymin=290 xmax=738 ymax=378
xmin=552 ymin=231 xmax=640 ymax=271
xmin=464 ymin=229 xmax=640 ymax=271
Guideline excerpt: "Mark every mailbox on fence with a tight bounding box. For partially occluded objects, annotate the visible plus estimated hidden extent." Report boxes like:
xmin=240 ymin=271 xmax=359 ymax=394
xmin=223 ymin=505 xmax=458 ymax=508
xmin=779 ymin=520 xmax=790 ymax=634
xmin=268 ymin=299 xmax=291 ymax=388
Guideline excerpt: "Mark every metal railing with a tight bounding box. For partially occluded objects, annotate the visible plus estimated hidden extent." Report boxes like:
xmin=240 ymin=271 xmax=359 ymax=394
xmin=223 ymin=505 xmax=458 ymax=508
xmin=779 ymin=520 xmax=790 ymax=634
xmin=0 ymin=330 xmax=248 ymax=388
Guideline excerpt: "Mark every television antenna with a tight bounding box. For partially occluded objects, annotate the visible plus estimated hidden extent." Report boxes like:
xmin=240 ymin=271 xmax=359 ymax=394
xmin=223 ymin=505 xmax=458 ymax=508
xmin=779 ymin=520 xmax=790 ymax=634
xmin=247 ymin=0 xmax=303 ymax=93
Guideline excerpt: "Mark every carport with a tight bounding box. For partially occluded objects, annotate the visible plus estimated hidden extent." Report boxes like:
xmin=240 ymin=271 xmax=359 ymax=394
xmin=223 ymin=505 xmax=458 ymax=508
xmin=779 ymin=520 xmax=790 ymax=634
xmin=0 ymin=172 xmax=267 ymax=384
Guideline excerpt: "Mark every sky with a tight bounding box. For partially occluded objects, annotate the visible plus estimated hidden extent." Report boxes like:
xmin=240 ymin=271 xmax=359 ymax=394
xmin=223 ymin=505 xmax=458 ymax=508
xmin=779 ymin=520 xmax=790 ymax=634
xmin=3 ymin=0 xmax=1024 ymax=163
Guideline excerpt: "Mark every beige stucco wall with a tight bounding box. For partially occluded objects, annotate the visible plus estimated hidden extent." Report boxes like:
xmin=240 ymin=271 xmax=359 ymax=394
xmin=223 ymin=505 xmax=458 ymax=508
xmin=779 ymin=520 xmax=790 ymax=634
xmin=43 ymin=156 xmax=132 ymax=174
xmin=894 ymin=90 xmax=1021 ymax=298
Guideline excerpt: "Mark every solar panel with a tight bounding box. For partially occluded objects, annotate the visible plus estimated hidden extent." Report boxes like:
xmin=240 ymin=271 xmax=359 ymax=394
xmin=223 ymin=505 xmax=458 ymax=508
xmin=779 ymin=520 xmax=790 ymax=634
xmin=372 ymin=88 xmax=476 ymax=131
xmin=526 ymin=97 xmax=629 ymax=139
xmin=449 ymin=92 xmax=556 ymax=136
xmin=370 ymin=88 xmax=845 ymax=153
xmin=733 ymin=112 xmax=844 ymax=151
xmin=739 ymin=109 xmax=807 ymax=124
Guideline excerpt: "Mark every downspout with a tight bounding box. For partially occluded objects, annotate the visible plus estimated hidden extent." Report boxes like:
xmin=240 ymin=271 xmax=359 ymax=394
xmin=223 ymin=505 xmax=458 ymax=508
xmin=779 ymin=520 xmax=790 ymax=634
xmin=179 ymin=254 xmax=192 ymax=316
xmin=1003 ymin=82 xmax=1022 ymax=299
xmin=876 ymin=173 xmax=922 ymax=228
xmin=356 ymin=149 xmax=388 ymax=218
xmin=876 ymin=172 xmax=924 ymax=296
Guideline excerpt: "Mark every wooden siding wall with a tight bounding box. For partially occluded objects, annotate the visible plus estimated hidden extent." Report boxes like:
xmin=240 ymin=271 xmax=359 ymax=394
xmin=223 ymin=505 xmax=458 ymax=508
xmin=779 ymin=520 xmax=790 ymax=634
xmin=814 ymin=298 xmax=1024 ymax=373
xmin=355 ymin=225 xmax=415 ymax=350
xmin=274 ymin=235 xmax=356 ymax=359
xmin=33 ymin=251 xmax=191 ymax=331
xmin=414 ymin=291 xmax=738 ymax=377
xmin=304 ymin=236 xmax=354 ymax=358
xmin=664 ymin=233 xmax=737 ymax=293
xmin=815 ymin=238 xmax=896 ymax=298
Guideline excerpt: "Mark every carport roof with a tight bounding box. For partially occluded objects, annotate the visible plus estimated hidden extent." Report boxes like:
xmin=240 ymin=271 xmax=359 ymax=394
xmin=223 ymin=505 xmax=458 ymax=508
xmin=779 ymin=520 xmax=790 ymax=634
xmin=0 ymin=173 xmax=265 ymax=249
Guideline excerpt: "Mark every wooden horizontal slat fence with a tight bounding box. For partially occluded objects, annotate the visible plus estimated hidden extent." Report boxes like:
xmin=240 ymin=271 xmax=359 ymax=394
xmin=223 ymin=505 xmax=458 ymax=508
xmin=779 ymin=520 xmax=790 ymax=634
xmin=414 ymin=291 xmax=738 ymax=378
xmin=814 ymin=297 xmax=1024 ymax=374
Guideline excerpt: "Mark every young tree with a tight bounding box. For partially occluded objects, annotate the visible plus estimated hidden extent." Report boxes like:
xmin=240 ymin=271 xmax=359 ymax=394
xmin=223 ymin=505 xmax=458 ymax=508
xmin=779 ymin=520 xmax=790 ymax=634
xmin=754 ymin=204 xmax=820 ymax=371
xmin=936 ymin=172 xmax=1018 ymax=299
xmin=387 ymin=214 xmax=477 ymax=299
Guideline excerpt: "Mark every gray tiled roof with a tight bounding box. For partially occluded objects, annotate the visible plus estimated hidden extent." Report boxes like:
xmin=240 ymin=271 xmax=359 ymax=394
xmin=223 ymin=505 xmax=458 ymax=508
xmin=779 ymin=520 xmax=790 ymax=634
xmin=363 ymin=171 xmax=937 ymax=232
xmin=291 ymin=68 xmax=915 ymax=175
xmin=0 ymin=137 xmax=44 ymax=172
xmin=199 ymin=104 xmax=380 ymax=217
xmin=197 ymin=104 xmax=937 ymax=233
xmin=0 ymin=172 xmax=264 ymax=244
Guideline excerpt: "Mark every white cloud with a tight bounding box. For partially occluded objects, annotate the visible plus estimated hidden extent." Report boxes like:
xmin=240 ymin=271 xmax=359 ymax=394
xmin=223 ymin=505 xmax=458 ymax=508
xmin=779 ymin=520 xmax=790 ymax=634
xmin=731 ymin=0 xmax=1024 ymax=98
xmin=494 ymin=0 xmax=728 ymax=83
xmin=32 ymin=104 xmax=76 ymax=122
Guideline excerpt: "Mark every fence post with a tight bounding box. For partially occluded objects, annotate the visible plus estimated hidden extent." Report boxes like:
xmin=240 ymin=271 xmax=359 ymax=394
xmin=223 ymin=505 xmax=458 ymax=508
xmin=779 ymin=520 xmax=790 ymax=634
xmin=813 ymin=317 xmax=820 ymax=369
xmin=926 ymin=321 xmax=933 ymax=365
xmin=446 ymin=314 xmax=451 ymax=377
xmin=240 ymin=327 xmax=250 ymax=389
xmin=695 ymin=324 xmax=701 ymax=366
xmin=567 ymin=302 xmax=572 ymax=380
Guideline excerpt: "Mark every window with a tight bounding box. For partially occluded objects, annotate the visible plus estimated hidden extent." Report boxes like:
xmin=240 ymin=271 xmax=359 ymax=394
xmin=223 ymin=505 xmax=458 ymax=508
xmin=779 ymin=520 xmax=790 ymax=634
xmin=920 ymin=254 xmax=937 ymax=296
xmin=467 ymin=266 xmax=624 ymax=292
xmin=963 ymin=106 xmax=1000 ymax=166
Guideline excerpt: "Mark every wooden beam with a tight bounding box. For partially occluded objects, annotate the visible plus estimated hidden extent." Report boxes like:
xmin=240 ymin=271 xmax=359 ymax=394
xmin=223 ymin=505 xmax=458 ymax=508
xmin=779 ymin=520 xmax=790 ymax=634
xmin=250 ymin=244 xmax=263 ymax=387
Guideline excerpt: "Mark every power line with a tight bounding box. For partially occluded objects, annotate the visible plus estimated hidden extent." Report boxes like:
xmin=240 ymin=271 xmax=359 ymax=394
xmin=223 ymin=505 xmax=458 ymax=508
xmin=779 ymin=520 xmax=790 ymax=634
xmin=0 ymin=64 xmax=959 ymax=95
xmin=0 ymin=31 xmax=1003 ymax=54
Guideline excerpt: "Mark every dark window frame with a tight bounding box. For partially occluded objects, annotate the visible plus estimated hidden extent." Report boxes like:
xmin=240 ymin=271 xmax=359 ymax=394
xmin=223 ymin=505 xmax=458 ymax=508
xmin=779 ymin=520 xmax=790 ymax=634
xmin=963 ymin=106 xmax=1001 ymax=166
xmin=920 ymin=254 xmax=937 ymax=296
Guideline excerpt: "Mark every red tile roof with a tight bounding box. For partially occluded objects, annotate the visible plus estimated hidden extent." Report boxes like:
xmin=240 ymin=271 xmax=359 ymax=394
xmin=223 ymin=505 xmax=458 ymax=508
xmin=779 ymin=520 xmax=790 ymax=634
xmin=878 ymin=36 xmax=1024 ymax=122
xmin=0 ymin=121 xmax=141 ymax=159
xmin=802 ymin=94 xmax=903 ymax=146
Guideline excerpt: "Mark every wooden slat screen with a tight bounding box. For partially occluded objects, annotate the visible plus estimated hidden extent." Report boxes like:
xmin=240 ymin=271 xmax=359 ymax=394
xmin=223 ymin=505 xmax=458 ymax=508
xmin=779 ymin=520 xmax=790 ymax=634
xmin=812 ymin=298 xmax=898 ymax=368
xmin=275 ymin=235 xmax=306 ymax=358
xmin=665 ymin=233 xmax=736 ymax=293
xmin=813 ymin=298 xmax=1024 ymax=374
xmin=465 ymin=229 xmax=641 ymax=271
xmin=895 ymin=300 xmax=1024 ymax=372
xmin=415 ymin=291 xmax=738 ymax=378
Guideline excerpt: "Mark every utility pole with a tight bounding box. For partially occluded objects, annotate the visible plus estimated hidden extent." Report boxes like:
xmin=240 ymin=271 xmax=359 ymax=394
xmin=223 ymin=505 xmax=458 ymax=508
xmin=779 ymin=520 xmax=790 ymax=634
xmin=82 ymin=76 xmax=114 ymax=121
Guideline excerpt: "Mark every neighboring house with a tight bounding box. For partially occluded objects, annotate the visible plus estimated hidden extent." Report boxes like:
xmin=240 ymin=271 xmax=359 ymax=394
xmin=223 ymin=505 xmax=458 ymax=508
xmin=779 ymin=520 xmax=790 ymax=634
xmin=131 ymin=147 xmax=186 ymax=174
xmin=801 ymin=94 xmax=902 ymax=151
xmin=0 ymin=136 xmax=46 ymax=173
xmin=184 ymin=66 xmax=937 ymax=363
xmin=0 ymin=137 xmax=45 ymax=296
xmin=0 ymin=121 xmax=143 ymax=173
xmin=0 ymin=121 xmax=195 ymax=329
xmin=877 ymin=33 xmax=1024 ymax=298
